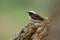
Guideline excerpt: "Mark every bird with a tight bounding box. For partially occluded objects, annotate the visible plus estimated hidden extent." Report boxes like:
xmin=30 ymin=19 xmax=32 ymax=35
xmin=9 ymin=11 xmax=47 ymax=40
xmin=28 ymin=11 xmax=44 ymax=25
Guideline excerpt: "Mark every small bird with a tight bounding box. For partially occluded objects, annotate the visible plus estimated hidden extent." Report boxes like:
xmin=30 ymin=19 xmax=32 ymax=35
xmin=28 ymin=11 xmax=44 ymax=25
xmin=9 ymin=11 xmax=47 ymax=40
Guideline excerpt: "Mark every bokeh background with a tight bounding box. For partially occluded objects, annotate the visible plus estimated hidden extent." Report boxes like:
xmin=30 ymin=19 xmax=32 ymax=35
xmin=0 ymin=0 xmax=60 ymax=40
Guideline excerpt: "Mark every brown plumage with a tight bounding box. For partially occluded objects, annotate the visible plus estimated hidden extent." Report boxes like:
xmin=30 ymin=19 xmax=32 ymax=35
xmin=28 ymin=11 xmax=44 ymax=21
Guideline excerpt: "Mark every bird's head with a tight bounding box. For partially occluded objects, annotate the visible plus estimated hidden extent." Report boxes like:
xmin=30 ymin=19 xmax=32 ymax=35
xmin=28 ymin=11 xmax=37 ymax=14
xmin=27 ymin=11 xmax=44 ymax=24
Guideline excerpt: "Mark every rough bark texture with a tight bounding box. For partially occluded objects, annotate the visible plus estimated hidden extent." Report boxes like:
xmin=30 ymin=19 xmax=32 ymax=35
xmin=9 ymin=18 xmax=51 ymax=40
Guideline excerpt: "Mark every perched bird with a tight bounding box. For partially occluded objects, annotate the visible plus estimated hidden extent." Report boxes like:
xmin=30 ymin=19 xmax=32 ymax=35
xmin=9 ymin=11 xmax=47 ymax=40
xmin=28 ymin=11 xmax=44 ymax=25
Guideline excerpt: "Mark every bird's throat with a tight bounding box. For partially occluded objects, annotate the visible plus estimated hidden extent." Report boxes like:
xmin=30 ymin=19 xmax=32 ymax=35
xmin=30 ymin=19 xmax=42 ymax=25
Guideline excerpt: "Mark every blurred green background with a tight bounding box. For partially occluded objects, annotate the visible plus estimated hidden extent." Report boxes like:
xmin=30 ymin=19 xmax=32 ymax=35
xmin=0 ymin=0 xmax=51 ymax=40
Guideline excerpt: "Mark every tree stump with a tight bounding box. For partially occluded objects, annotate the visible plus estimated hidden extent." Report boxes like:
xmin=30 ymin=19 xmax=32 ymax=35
xmin=9 ymin=17 xmax=51 ymax=40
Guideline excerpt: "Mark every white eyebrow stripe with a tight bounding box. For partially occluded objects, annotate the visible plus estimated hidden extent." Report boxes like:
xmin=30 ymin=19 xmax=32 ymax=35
xmin=29 ymin=11 xmax=37 ymax=14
